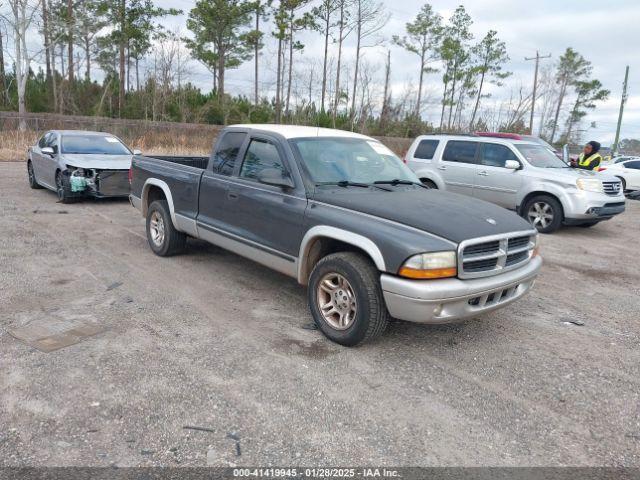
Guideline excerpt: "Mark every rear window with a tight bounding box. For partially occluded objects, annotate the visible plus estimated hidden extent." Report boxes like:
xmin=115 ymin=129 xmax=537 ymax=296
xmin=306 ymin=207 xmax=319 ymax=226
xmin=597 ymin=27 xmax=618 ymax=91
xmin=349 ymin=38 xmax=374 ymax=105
xmin=413 ymin=139 xmax=439 ymax=160
xmin=442 ymin=141 xmax=478 ymax=164
xmin=212 ymin=132 xmax=245 ymax=176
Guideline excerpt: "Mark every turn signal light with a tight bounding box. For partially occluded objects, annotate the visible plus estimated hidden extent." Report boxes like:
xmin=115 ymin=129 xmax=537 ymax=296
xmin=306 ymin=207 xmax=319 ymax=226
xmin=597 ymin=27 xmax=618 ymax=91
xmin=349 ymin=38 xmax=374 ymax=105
xmin=399 ymin=266 xmax=457 ymax=279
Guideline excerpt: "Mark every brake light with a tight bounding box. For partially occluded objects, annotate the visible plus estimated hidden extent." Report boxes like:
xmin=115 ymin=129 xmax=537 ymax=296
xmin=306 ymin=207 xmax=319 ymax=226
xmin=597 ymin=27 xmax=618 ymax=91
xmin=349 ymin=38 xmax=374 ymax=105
xmin=128 ymin=167 xmax=133 ymax=184
xmin=598 ymin=167 xmax=606 ymax=172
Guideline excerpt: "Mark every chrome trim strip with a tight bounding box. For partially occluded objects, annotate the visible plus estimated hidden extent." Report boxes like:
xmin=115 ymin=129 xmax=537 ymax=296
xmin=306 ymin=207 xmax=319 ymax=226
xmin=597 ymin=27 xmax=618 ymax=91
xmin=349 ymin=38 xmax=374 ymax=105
xmin=198 ymin=226 xmax=298 ymax=278
xmin=309 ymin=201 xmax=458 ymax=247
xmin=197 ymin=221 xmax=296 ymax=263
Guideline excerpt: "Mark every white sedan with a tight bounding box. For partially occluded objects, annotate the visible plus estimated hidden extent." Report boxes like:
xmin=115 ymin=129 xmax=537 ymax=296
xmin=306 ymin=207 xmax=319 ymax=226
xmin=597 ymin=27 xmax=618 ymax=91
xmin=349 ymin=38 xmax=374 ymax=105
xmin=600 ymin=159 xmax=640 ymax=191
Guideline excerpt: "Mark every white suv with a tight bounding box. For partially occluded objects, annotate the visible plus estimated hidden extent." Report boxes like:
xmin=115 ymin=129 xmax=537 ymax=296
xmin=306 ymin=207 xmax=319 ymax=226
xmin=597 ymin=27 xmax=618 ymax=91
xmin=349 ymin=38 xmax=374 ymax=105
xmin=405 ymin=134 xmax=626 ymax=233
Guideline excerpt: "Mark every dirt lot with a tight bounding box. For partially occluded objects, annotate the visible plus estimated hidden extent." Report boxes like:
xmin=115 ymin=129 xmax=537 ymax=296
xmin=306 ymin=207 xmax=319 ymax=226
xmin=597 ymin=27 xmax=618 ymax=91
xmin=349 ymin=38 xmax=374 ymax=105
xmin=1 ymin=160 xmax=639 ymax=467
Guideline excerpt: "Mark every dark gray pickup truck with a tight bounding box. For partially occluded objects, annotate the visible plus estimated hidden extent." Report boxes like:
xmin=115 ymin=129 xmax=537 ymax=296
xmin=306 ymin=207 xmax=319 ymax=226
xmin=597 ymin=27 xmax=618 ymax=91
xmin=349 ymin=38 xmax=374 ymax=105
xmin=130 ymin=124 xmax=542 ymax=346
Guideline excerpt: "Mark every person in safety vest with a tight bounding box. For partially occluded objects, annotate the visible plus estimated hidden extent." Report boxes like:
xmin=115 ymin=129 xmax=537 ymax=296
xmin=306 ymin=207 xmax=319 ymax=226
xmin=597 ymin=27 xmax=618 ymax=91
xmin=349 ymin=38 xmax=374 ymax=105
xmin=571 ymin=141 xmax=603 ymax=171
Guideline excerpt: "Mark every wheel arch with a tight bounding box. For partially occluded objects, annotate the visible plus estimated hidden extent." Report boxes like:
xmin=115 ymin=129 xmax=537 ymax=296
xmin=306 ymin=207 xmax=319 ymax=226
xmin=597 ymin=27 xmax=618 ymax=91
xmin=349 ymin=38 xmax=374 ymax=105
xmin=297 ymin=226 xmax=386 ymax=285
xmin=414 ymin=170 xmax=444 ymax=189
xmin=519 ymin=191 xmax=565 ymax=218
xmin=141 ymin=179 xmax=177 ymax=226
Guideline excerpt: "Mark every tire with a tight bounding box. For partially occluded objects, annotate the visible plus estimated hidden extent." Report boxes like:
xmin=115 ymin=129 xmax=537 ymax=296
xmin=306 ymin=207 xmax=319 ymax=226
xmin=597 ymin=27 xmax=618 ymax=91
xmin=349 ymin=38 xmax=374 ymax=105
xmin=421 ymin=179 xmax=437 ymax=189
xmin=579 ymin=221 xmax=600 ymax=228
xmin=146 ymin=200 xmax=186 ymax=256
xmin=55 ymin=170 xmax=75 ymax=203
xmin=308 ymin=252 xmax=389 ymax=346
xmin=27 ymin=160 xmax=42 ymax=189
xmin=522 ymin=195 xmax=563 ymax=234
xmin=616 ymin=176 xmax=627 ymax=191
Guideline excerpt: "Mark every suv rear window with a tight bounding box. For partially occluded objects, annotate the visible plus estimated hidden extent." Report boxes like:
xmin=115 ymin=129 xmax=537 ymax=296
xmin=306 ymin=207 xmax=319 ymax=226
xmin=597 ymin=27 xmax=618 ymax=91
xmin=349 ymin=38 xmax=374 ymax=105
xmin=442 ymin=141 xmax=478 ymax=164
xmin=212 ymin=132 xmax=245 ymax=175
xmin=414 ymin=139 xmax=439 ymax=160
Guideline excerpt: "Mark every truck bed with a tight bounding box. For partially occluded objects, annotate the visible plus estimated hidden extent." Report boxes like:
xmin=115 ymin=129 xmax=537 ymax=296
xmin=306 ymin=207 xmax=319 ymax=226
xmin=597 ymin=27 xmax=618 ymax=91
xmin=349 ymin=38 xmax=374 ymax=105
xmin=139 ymin=155 xmax=209 ymax=170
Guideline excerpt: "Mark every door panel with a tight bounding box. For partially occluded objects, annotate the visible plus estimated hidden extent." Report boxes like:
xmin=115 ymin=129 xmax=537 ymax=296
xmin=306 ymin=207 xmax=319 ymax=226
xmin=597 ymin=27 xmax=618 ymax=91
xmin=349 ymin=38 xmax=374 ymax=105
xmin=32 ymin=133 xmax=51 ymax=187
xmin=473 ymin=143 xmax=522 ymax=209
xmin=227 ymin=138 xmax=307 ymax=258
xmin=44 ymin=133 xmax=60 ymax=187
xmin=440 ymin=140 xmax=479 ymax=196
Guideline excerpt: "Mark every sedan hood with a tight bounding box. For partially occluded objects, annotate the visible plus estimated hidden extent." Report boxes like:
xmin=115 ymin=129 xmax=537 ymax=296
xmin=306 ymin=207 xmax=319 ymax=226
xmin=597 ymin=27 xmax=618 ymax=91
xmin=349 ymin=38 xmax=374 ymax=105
xmin=313 ymin=187 xmax=534 ymax=244
xmin=62 ymin=154 xmax=132 ymax=170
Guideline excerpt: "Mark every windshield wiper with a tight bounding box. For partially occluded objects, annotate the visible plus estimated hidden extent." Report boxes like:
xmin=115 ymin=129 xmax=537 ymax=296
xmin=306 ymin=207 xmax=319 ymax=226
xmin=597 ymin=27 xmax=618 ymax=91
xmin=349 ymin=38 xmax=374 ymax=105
xmin=315 ymin=181 xmax=392 ymax=191
xmin=374 ymin=179 xmax=429 ymax=189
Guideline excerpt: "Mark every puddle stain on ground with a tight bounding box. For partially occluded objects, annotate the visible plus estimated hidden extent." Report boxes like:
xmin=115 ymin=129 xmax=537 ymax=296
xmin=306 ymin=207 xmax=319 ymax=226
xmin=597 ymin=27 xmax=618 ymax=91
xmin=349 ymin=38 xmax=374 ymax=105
xmin=276 ymin=336 xmax=337 ymax=359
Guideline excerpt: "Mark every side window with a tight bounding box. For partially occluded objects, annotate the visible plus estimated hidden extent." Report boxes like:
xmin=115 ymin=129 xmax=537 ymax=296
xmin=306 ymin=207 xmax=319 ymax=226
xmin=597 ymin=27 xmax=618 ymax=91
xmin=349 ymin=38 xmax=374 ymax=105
xmin=625 ymin=161 xmax=640 ymax=170
xmin=47 ymin=133 xmax=59 ymax=153
xmin=480 ymin=143 xmax=518 ymax=168
xmin=38 ymin=133 xmax=49 ymax=149
xmin=240 ymin=139 xmax=286 ymax=182
xmin=414 ymin=139 xmax=439 ymax=160
xmin=442 ymin=141 xmax=478 ymax=164
xmin=212 ymin=132 xmax=245 ymax=176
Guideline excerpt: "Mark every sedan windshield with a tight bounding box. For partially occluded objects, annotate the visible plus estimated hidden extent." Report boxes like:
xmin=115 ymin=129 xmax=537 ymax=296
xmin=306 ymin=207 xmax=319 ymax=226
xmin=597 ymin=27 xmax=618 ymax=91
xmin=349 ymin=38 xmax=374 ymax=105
xmin=290 ymin=137 xmax=419 ymax=185
xmin=61 ymin=135 xmax=131 ymax=155
xmin=516 ymin=144 xmax=568 ymax=168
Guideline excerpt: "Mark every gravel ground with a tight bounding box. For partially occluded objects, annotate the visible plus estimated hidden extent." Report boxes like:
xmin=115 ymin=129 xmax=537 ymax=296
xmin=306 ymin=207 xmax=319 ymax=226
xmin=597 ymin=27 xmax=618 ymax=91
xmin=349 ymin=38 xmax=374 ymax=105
xmin=1 ymin=161 xmax=639 ymax=467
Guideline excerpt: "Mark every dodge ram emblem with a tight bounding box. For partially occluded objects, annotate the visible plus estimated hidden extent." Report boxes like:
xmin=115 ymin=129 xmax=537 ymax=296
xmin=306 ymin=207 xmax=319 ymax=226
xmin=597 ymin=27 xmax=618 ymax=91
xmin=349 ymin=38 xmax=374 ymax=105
xmin=486 ymin=218 xmax=497 ymax=225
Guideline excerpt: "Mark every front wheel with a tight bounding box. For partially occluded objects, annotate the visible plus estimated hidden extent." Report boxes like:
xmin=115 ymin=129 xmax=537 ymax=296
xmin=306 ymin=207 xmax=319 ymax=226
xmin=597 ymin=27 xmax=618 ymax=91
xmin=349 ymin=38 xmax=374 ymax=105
xmin=523 ymin=195 xmax=563 ymax=234
xmin=308 ymin=252 xmax=389 ymax=346
xmin=146 ymin=200 xmax=186 ymax=256
xmin=55 ymin=171 xmax=75 ymax=203
xmin=27 ymin=161 xmax=42 ymax=189
xmin=421 ymin=179 xmax=437 ymax=189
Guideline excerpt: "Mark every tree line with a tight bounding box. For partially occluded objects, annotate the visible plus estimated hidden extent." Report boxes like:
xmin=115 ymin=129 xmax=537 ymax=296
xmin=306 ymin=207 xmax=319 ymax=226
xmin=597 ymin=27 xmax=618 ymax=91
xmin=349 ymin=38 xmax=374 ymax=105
xmin=0 ymin=0 xmax=610 ymax=143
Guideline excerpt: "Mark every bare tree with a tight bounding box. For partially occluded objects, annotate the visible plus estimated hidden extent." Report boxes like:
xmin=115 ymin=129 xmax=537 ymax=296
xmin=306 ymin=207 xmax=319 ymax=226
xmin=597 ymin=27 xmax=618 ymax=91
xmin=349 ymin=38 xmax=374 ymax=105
xmin=348 ymin=0 xmax=385 ymax=127
xmin=2 ymin=0 xmax=41 ymax=129
xmin=0 ymin=12 xmax=8 ymax=104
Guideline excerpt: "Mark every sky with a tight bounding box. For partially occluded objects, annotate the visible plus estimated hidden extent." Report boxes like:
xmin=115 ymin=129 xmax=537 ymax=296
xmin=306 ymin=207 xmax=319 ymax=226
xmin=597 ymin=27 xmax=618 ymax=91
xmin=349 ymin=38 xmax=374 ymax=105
xmin=147 ymin=0 xmax=640 ymax=146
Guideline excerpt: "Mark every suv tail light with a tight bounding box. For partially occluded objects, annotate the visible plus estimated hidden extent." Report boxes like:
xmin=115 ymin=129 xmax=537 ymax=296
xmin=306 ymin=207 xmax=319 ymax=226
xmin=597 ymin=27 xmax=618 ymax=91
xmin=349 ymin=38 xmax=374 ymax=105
xmin=402 ymin=151 xmax=408 ymax=164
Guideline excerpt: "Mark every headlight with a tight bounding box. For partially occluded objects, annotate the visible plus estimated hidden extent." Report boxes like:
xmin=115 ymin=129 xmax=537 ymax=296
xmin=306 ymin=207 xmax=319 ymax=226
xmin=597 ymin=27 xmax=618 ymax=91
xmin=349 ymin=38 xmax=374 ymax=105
xmin=399 ymin=251 xmax=457 ymax=279
xmin=576 ymin=178 xmax=604 ymax=193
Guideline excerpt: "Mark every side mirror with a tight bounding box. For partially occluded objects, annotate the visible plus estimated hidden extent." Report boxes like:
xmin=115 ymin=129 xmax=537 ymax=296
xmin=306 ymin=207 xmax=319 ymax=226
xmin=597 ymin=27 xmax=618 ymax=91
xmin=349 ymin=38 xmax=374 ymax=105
xmin=41 ymin=147 xmax=54 ymax=156
xmin=505 ymin=159 xmax=521 ymax=170
xmin=133 ymin=149 xmax=142 ymax=155
xmin=257 ymin=168 xmax=295 ymax=189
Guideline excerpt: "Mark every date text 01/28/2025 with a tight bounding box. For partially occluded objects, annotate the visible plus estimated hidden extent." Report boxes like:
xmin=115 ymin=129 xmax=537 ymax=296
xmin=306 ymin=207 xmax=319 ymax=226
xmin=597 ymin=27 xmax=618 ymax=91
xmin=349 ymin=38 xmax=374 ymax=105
xmin=232 ymin=468 xmax=400 ymax=478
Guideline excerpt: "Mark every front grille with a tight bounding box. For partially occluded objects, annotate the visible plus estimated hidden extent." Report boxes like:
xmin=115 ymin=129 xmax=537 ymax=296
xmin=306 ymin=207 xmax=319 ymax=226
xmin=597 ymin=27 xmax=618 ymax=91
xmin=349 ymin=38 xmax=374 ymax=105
xmin=603 ymin=181 xmax=622 ymax=195
xmin=459 ymin=232 xmax=537 ymax=279
xmin=97 ymin=170 xmax=130 ymax=196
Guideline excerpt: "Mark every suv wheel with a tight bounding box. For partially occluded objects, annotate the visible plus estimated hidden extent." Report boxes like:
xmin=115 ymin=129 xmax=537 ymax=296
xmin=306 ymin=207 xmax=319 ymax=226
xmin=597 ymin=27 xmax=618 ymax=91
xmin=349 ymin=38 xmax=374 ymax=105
xmin=308 ymin=252 xmax=389 ymax=346
xmin=523 ymin=195 xmax=563 ymax=234
xmin=27 ymin=161 xmax=42 ymax=189
xmin=146 ymin=200 xmax=186 ymax=256
xmin=421 ymin=179 xmax=437 ymax=189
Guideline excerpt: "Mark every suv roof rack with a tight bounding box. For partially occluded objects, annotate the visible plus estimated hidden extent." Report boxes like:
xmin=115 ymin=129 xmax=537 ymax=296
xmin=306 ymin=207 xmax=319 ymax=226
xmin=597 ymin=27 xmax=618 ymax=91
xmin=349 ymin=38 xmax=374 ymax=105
xmin=474 ymin=132 xmax=524 ymax=140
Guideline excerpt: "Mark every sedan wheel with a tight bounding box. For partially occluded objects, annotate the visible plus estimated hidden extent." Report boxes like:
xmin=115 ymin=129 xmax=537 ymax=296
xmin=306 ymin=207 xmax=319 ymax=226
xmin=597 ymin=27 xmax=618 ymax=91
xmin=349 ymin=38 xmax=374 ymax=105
xmin=316 ymin=272 xmax=358 ymax=330
xmin=527 ymin=201 xmax=554 ymax=229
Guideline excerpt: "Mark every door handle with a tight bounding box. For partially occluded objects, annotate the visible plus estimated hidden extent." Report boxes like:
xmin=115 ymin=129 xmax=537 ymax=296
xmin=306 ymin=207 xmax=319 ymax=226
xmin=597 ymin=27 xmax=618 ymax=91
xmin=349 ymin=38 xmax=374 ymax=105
xmin=437 ymin=166 xmax=447 ymax=171
xmin=227 ymin=192 xmax=239 ymax=200
xmin=478 ymin=171 xmax=488 ymax=176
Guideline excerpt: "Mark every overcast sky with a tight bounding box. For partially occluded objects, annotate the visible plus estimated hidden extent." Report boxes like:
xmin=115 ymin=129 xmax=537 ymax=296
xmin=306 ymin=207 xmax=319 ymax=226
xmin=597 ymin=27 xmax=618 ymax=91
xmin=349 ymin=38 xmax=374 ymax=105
xmin=148 ymin=0 xmax=639 ymax=145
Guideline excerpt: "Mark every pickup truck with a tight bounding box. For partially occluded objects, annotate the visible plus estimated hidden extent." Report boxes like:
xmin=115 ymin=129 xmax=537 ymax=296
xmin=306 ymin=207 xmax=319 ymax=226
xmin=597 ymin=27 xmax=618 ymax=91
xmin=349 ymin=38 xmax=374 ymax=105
xmin=130 ymin=124 xmax=542 ymax=346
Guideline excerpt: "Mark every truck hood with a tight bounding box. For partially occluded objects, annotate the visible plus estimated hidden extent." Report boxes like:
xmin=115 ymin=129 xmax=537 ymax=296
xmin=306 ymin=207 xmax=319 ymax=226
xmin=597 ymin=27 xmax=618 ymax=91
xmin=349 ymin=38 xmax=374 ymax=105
xmin=312 ymin=187 xmax=534 ymax=244
xmin=62 ymin=154 xmax=132 ymax=170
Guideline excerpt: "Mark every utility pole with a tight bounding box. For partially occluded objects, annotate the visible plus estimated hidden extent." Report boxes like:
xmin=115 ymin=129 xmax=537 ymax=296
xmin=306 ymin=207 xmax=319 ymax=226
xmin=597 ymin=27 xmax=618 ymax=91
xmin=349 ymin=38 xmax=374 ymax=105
xmin=612 ymin=65 xmax=630 ymax=155
xmin=525 ymin=51 xmax=551 ymax=135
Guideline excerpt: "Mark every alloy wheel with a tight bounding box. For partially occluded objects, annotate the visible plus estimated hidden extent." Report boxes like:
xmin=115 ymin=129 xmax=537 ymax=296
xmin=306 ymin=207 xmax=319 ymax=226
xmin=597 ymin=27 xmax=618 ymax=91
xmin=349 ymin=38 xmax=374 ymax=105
xmin=149 ymin=211 xmax=165 ymax=247
xmin=316 ymin=272 xmax=357 ymax=330
xmin=527 ymin=201 xmax=554 ymax=229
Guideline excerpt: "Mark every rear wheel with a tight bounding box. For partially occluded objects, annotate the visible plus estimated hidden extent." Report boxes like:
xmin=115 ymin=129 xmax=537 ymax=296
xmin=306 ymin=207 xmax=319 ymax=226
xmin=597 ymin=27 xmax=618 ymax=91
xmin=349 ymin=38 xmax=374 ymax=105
xmin=308 ymin=252 xmax=389 ymax=346
xmin=523 ymin=195 xmax=563 ymax=234
xmin=27 ymin=161 xmax=42 ymax=189
xmin=146 ymin=200 xmax=186 ymax=256
xmin=421 ymin=179 xmax=437 ymax=189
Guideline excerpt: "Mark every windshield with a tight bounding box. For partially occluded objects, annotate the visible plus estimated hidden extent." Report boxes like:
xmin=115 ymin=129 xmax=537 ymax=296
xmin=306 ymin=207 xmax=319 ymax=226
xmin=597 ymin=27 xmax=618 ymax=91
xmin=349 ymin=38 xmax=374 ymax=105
xmin=290 ymin=137 xmax=419 ymax=185
xmin=522 ymin=136 xmax=556 ymax=152
xmin=61 ymin=135 xmax=131 ymax=155
xmin=516 ymin=144 xmax=568 ymax=168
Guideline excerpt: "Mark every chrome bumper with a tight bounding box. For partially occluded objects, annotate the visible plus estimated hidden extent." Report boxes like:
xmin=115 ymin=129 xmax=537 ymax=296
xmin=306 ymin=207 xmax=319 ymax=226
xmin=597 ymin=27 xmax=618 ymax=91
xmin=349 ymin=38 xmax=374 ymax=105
xmin=381 ymin=256 xmax=542 ymax=324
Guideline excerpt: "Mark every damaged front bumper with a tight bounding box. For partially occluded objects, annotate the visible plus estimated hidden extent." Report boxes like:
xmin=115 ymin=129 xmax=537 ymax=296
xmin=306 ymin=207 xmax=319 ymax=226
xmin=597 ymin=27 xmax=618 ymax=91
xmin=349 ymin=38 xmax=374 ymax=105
xmin=61 ymin=167 xmax=130 ymax=198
